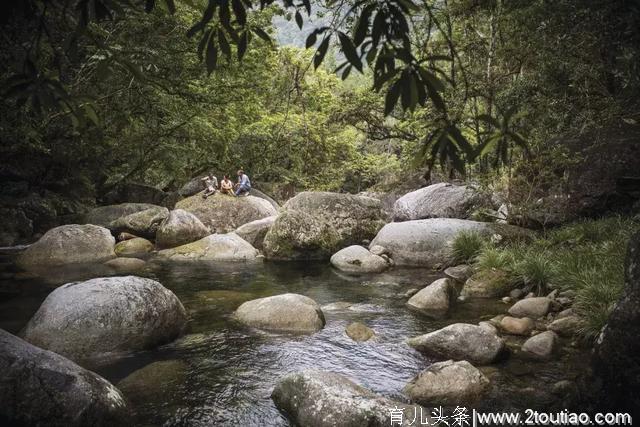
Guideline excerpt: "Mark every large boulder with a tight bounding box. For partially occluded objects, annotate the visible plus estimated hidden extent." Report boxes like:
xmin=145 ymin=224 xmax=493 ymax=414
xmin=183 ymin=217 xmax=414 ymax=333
xmin=406 ymin=278 xmax=457 ymax=319
xmin=0 ymin=329 xmax=128 ymax=426
xmin=370 ymin=218 xmax=527 ymax=267
xmin=263 ymin=192 xmax=386 ymax=260
xmin=108 ymin=206 xmax=169 ymax=239
xmin=393 ymin=183 xmax=490 ymax=221
xmin=175 ymin=193 xmax=277 ymax=233
xmin=82 ymin=203 xmax=159 ymax=227
xmin=272 ymin=370 xmax=429 ymax=427
xmin=408 ymin=323 xmax=505 ymax=365
xmin=20 ymin=276 xmax=187 ymax=365
xmin=234 ymin=215 xmax=277 ymax=250
xmin=330 ymin=245 xmax=389 ymax=274
xmin=16 ymin=224 xmax=115 ymax=270
xmin=403 ymin=360 xmax=490 ymax=407
xmin=156 ymin=209 xmax=210 ymax=249
xmin=250 ymin=188 xmax=280 ymax=210
xmin=157 ymin=233 xmax=259 ymax=261
xmin=235 ymin=293 xmax=325 ymax=333
xmin=593 ymin=231 xmax=640 ymax=415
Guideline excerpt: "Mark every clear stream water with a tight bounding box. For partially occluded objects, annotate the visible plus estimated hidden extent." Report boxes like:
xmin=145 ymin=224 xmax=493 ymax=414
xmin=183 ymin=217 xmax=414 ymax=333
xmin=0 ymin=253 xmax=591 ymax=426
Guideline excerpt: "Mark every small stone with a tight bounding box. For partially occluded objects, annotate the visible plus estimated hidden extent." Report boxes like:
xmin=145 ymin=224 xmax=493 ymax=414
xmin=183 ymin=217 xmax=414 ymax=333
xmin=403 ymin=360 xmax=490 ymax=407
xmin=104 ymin=257 xmax=146 ymax=272
xmin=521 ymin=330 xmax=559 ymax=360
xmin=508 ymin=297 xmax=552 ymax=319
xmin=406 ymin=278 xmax=457 ymax=319
xmin=547 ymin=316 xmax=581 ymax=337
xmin=444 ymin=264 xmax=473 ymax=283
xmin=345 ymin=322 xmax=375 ymax=342
xmin=525 ymin=292 xmax=535 ymax=299
xmin=500 ymin=316 xmax=534 ymax=336
xmin=502 ymin=296 xmax=512 ymax=304
xmin=547 ymin=289 xmax=558 ymax=299
xmin=555 ymin=297 xmax=572 ymax=307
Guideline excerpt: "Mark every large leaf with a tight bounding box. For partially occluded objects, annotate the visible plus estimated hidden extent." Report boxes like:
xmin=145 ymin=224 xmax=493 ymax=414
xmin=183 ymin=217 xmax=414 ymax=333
xmin=313 ymin=36 xmax=330 ymax=69
xmin=338 ymin=32 xmax=362 ymax=72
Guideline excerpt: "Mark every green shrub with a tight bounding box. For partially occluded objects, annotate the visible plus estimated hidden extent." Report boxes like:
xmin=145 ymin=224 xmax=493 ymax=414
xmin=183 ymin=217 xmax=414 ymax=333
xmin=512 ymin=251 xmax=555 ymax=295
xmin=475 ymin=247 xmax=515 ymax=271
xmin=451 ymin=231 xmax=486 ymax=264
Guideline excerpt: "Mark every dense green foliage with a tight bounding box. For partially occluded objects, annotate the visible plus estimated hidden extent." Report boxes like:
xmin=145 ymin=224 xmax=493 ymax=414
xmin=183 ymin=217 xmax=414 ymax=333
xmin=1 ymin=0 xmax=639 ymax=200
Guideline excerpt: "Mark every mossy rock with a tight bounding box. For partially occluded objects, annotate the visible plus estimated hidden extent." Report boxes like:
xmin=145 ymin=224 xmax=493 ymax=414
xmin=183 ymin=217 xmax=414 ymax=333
xmin=462 ymin=269 xmax=513 ymax=298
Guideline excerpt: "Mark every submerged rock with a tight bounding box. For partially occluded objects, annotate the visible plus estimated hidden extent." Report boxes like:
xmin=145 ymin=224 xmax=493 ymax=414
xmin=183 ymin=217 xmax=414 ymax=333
xmin=508 ymin=297 xmax=552 ymax=319
xmin=263 ymin=192 xmax=386 ymax=260
xmin=403 ymin=360 xmax=490 ymax=407
xmin=157 ymin=233 xmax=259 ymax=261
xmin=369 ymin=218 xmax=527 ymax=267
xmin=345 ymin=322 xmax=375 ymax=342
xmin=21 ymin=276 xmax=187 ymax=365
xmin=521 ymin=331 xmax=559 ymax=360
xmin=330 ymin=245 xmax=389 ymax=274
xmin=235 ymin=293 xmax=325 ymax=333
xmin=272 ymin=370 xmax=430 ymax=427
xmin=0 ymin=329 xmax=128 ymax=426
xmin=155 ymin=209 xmax=210 ymax=249
xmin=547 ymin=315 xmax=582 ymax=337
xmin=104 ymin=257 xmax=146 ymax=272
xmin=114 ymin=237 xmax=154 ymax=256
xmin=234 ymin=215 xmax=277 ymax=250
xmin=175 ymin=193 xmax=277 ymax=233
xmin=16 ymin=224 xmax=115 ymax=270
xmin=108 ymin=206 xmax=169 ymax=239
xmin=406 ymin=278 xmax=457 ymax=319
xmin=83 ymin=203 xmax=159 ymax=227
xmin=408 ymin=323 xmax=505 ymax=365
xmin=117 ymin=360 xmax=187 ymax=405
xmin=393 ymin=183 xmax=490 ymax=221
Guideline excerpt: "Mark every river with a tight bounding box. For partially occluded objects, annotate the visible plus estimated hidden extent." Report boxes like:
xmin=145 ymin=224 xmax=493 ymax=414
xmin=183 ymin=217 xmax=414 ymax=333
xmin=0 ymin=253 xmax=591 ymax=426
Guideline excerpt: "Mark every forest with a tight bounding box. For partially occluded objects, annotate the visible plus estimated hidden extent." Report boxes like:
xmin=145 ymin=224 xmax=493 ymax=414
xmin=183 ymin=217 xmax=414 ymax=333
xmin=1 ymin=0 xmax=640 ymax=426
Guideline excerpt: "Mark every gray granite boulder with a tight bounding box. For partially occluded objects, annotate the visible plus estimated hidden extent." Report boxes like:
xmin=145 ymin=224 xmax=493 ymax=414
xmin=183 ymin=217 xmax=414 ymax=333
xmin=406 ymin=278 xmax=457 ymax=319
xmin=330 ymin=245 xmax=389 ymax=274
xmin=235 ymin=215 xmax=277 ymax=250
xmin=235 ymin=293 xmax=325 ymax=333
xmin=21 ymin=276 xmax=187 ymax=365
xmin=17 ymin=224 xmax=115 ymax=270
xmin=393 ymin=183 xmax=490 ymax=221
xmin=403 ymin=360 xmax=490 ymax=407
xmin=0 ymin=329 xmax=128 ymax=426
xmin=157 ymin=233 xmax=259 ymax=261
xmin=272 ymin=370 xmax=430 ymax=427
xmin=408 ymin=323 xmax=505 ymax=365
xmin=155 ymin=209 xmax=210 ymax=249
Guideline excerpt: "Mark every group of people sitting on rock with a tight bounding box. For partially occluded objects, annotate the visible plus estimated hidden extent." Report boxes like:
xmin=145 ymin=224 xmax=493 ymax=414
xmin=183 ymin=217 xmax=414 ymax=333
xmin=202 ymin=169 xmax=251 ymax=199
